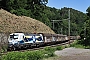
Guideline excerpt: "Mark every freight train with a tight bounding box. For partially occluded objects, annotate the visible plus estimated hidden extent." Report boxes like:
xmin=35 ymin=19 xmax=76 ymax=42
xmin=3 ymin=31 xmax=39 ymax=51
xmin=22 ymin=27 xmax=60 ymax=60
xmin=8 ymin=33 xmax=78 ymax=50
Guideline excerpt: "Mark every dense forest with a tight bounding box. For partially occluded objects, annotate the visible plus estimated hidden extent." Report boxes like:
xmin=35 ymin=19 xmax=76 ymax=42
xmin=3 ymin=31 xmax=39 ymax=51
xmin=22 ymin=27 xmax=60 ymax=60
xmin=79 ymin=6 xmax=90 ymax=46
xmin=0 ymin=0 xmax=89 ymax=41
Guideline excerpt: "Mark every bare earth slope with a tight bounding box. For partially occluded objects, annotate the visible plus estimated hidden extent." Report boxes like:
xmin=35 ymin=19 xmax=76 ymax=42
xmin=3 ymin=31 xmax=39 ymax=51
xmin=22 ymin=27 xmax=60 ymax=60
xmin=0 ymin=9 xmax=55 ymax=34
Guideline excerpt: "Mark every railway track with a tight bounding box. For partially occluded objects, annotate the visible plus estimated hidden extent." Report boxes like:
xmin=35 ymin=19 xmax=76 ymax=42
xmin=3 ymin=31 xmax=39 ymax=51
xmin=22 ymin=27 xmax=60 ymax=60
xmin=1 ymin=39 xmax=75 ymax=56
xmin=9 ymin=39 xmax=74 ymax=52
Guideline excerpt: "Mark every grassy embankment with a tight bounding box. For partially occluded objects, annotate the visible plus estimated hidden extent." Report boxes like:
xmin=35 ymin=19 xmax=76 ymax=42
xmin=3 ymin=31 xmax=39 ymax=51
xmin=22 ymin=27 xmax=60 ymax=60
xmin=1 ymin=40 xmax=89 ymax=60
xmin=1 ymin=45 xmax=68 ymax=60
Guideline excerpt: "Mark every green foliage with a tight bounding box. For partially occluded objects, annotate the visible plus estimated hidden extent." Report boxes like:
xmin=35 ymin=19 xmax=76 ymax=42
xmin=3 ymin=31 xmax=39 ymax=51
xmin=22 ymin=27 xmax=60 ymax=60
xmin=70 ymin=40 xmax=90 ymax=49
xmin=56 ymin=46 xmax=64 ymax=50
xmin=10 ymin=9 xmax=31 ymax=16
xmin=44 ymin=47 xmax=56 ymax=52
xmin=70 ymin=40 xmax=85 ymax=48
xmin=0 ymin=0 xmax=88 ymax=35
xmin=86 ymin=6 xmax=90 ymax=16
xmin=1 ymin=47 xmax=57 ymax=60
xmin=43 ymin=47 xmax=56 ymax=58
xmin=79 ymin=6 xmax=90 ymax=46
xmin=2 ymin=51 xmax=43 ymax=60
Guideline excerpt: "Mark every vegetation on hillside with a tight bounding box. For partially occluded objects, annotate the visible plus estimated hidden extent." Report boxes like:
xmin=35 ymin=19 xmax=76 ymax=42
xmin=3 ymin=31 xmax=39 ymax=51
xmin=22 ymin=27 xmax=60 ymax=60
xmin=79 ymin=6 xmax=90 ymax=46
xmin=0 ymin=0 xmax=90 ymax=45
xmin=0 ymin=1 xmax=90 ymax=60
xmin=0 ymin=0 xmax=87 ymax=35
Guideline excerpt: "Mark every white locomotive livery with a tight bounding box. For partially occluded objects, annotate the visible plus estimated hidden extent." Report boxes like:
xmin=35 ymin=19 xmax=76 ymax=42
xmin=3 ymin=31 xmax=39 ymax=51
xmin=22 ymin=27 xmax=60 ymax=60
xmin=8 ymin=33 xmax=44 ymax=50
xmin=8 ymin=32 xmax=78 ymax=50
xmin=8 ymin=33 xmax=25 ymax=50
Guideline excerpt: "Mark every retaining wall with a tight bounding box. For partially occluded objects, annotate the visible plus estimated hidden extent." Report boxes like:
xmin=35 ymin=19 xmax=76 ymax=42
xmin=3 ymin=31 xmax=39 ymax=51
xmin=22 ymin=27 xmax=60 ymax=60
xmin=0 ymin=33 xmax=9 ymax=52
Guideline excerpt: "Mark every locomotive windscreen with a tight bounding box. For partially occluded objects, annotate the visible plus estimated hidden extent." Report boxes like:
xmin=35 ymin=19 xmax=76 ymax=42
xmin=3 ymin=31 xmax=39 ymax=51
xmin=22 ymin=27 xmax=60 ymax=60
xmin=10 ymin=34 xmax=18 ymax=39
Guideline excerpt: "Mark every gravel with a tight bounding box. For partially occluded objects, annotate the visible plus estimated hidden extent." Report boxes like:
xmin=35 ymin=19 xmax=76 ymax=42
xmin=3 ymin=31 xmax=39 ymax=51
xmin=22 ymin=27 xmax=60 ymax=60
xmin=55 ymin=47 xmax=90 ymax=60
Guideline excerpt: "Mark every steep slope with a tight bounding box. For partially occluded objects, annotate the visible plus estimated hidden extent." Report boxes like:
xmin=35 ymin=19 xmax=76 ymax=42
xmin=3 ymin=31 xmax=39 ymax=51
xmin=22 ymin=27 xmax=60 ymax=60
xmin=0 ymin=9 xmax=55 ymax=34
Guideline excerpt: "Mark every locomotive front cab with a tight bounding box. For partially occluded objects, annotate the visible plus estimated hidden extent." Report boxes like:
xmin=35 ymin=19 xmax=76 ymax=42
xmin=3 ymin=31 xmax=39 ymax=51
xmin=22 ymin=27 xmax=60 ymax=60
xmin=8 ymin=33 xmax=25 ymax=50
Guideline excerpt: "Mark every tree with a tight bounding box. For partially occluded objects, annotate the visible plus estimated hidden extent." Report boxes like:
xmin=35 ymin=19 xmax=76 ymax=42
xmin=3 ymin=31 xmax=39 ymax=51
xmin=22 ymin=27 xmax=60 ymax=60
xmin=0 ymin=0 xmax=88 ymax=36
xmin=86 ymin=6 xmax=90 ymax=40
xmin=86 ymin=6 xmax=90 ymax=16
xmin=79 ymin=6 xmax=90 ymax=46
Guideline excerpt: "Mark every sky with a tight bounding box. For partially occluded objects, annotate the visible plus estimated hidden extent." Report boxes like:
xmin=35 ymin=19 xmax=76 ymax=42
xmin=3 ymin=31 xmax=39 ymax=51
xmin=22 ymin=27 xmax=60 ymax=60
xmin=47 ymin=0 xmax=90 ymax=13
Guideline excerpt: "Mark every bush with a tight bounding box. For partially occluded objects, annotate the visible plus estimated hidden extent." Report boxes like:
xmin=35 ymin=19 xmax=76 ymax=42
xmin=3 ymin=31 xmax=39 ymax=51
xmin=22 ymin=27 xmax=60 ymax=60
xmin=56 ymin=46 xmax=64 ymax=50
xmin=70 ymin=40 xmax=85 ymax=48
xmin=1 ymin=51 xmax=43 ymax=60
xmin=1 ymin=47 xmax=56 ymax=60
xmin=25 ymin=51 xmax=43 ymax=60
xmin=44 ymin=47 xmax=56 ymax=58
xmin=65 ymin=45 xmax=69 ymax=48
xmin=85 ymin=46 xmax=90 ymax=49
xmin=44 ymin=47 xmax=55 ymax=52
